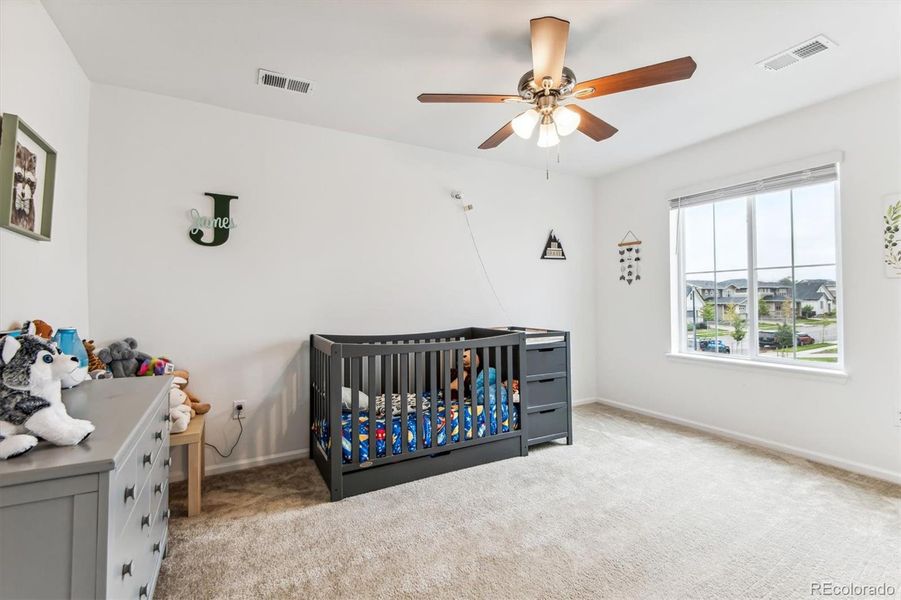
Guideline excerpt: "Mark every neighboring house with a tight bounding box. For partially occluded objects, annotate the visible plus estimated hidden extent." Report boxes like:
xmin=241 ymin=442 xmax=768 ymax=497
xmin=709 ymin=296 xmax=748 ymax=321
xmin=685 ymin=285 xmax=706 ymax=323
xmin=794 ymin=279 xmax=836 ymax=315
xmin=686 ymin=278 xmax=836 ymax=320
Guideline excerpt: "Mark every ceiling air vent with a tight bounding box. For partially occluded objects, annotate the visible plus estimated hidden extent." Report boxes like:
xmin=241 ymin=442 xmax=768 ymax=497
xmin=257 ymin=69 xmax=315 ymax=95
xmin=757 ymin=35 xmax=837 ymax=71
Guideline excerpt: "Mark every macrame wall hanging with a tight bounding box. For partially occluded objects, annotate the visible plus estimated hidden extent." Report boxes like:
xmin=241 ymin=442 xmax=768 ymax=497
xmin=618 ymin=230 xmax=642 ymax=285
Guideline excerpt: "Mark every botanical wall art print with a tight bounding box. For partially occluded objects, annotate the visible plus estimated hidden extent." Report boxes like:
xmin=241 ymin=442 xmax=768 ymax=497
xmin=0 ymin=114 xmax=57 ymax=241
xmin=884 ymin=194 xmax=901 ymax=278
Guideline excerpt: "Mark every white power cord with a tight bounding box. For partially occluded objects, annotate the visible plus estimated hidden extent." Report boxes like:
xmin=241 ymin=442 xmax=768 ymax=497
xmin=457 ymin=192 xmax=512 ymax=323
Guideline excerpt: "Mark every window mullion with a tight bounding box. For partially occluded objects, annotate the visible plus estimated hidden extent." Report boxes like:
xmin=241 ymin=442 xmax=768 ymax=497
xmin=747 ymin=195 xmax=758 ymax=359
xmin=790 ymin=188 xmax=797 ymax=360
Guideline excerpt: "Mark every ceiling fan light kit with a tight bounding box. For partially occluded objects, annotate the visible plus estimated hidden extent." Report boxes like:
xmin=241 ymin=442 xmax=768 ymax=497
xmin=512 ymin=108 xmax=540 ymax=139
xmin=417 ymin=16 xmax=697 ymax=156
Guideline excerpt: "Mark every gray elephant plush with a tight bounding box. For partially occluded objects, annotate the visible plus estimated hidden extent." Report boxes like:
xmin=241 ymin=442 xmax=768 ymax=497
xmin=96 ymin=338 xmax=150 ymax=378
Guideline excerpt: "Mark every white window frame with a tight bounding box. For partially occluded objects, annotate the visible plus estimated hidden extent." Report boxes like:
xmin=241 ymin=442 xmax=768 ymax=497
xmin=668 ymin=154 xmax=845 ymax=374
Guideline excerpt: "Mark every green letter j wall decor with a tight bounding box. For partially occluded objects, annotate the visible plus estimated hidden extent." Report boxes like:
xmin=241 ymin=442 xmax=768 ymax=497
xmin=189 ymin=192 xmax=238 ymax=247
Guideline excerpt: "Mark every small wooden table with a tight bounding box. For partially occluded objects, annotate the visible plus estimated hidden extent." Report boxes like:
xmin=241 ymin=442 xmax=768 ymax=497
xmin=169 ymin=414 xmax=205 ymax=516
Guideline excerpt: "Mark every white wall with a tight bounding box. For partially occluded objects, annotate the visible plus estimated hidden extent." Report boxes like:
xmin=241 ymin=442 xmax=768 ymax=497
xmin=0 ymin=0 xmax=90 ymax=333
xmin=87 ymin=85 xmax=597 ymax=475
xmin=595 ymin=80 xmax=901 ymax=482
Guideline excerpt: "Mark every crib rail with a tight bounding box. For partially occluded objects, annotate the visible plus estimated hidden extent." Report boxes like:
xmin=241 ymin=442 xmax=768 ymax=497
xmin=311 ymin=328 xmax=527 ymax=499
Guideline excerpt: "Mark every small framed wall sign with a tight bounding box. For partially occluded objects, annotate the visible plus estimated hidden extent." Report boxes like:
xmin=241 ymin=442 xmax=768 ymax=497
xmin=0 ymin=114 xmax=57 ymax=241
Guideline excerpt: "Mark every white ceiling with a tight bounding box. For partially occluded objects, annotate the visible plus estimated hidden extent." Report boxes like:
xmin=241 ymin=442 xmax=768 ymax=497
xmin=43 ymin=0 xmax=900 ymax=177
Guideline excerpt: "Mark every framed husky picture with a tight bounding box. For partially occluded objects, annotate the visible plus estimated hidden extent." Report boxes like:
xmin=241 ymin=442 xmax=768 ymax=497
xmin=0 ymin=113 xmax=57 ymax=241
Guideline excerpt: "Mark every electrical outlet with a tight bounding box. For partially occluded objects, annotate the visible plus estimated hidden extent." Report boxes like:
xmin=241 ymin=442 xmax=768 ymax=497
xmin=232 ymin=400 xmax=246 ymax=420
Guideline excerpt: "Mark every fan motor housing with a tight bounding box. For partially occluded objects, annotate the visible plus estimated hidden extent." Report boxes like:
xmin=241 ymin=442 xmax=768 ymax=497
xmin=518 ymin=67 xmax=577 ymax=101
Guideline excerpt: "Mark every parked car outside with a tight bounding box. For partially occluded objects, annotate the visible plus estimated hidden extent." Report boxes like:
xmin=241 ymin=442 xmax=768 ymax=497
xmin=699 ymin=339 xmax=731 ymax=354
xmin=796 ymin=334 xmax=815 ymax=346
xmin=759 ymin=332 xmax=777 ymax=349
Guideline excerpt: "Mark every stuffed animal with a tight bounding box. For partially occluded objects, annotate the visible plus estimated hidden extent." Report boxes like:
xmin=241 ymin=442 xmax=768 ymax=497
xmin=137 ymin=356 xmax=173 ymax=377
xmin=82 ymin=339 xmax=107 ymax=374
xmin=0 ymin=335 xmax=95 ymax=459
xmin=21 ymin=320 xmax=53 ymax=340
xmin=168 ymin=386 xmax=193 ymax=433
xmin=96 ymin=337 xmax=150 ymax=378
xmin=171 ymin=370 xmax=210 ymax=415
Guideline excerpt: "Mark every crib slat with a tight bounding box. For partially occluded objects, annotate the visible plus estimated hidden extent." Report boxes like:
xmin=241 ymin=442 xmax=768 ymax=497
xmin=351 ymin=359 xmax=360 ymax=465
xmin=456 ymin=347 xmax=464 ymax=444
xmin=506 ymin=345 xmax=513 ymax=432
xmin=368 ymin=357 xmax=377 ymax=461
xmin=400 ymin=353 xmax=408 ymax=456
xmin=415 ymin=352 xmax=423 ymax=452
xmin=343 ymin=357 xmax=350 ymax=387
xmin=384 ymin=353 xmax=393 ymax=457
xmin=494 ymin=345 xmax=501 ymax=436
xmin=470 ymin=345 xmax=477 ymax=439
xmin=429 ymin=351 xmax=437 ymax=448
xmin=443 ymin=349 xmax=451 ymax=446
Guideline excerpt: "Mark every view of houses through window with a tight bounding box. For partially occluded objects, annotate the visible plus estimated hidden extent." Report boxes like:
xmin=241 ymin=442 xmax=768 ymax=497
xmin=678 ymin=177 xmax=840 ymax=366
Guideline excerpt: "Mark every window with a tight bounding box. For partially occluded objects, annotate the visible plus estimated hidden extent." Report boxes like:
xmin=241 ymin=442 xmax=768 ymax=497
xmin=671 ymin=163 xmax=841 ymax=368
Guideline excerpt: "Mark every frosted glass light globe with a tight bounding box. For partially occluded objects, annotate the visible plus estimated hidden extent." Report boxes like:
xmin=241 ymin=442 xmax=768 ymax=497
xmin=553 ymin=106 xmax=580 ymax=136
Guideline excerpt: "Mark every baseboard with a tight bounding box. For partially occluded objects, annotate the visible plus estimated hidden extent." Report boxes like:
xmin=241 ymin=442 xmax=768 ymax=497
xmin=170 ymin=447 xmax=310 ymax=482
xmin=593 ymin=397 xmax=901 ymax=486
xmin=572 ymin=397 xmax=600 ymax=407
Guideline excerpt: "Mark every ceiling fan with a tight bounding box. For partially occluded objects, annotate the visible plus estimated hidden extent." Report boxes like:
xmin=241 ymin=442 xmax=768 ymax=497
xmin=417 ymin=16 xmax=697 ymax=150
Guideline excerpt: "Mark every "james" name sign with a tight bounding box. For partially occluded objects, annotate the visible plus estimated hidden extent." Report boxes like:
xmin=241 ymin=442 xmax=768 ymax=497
xmin=189 ymin=192 xmax=238 ymax=247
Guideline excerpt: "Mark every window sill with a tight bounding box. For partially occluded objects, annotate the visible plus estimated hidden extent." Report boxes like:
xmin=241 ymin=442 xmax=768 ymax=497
xmin=665 ymin=352 xmax=848 ymax=382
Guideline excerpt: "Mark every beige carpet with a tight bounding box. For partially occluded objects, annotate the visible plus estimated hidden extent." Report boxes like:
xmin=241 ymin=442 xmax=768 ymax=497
xmin=157 ymin=404 xmax=901 ymax=600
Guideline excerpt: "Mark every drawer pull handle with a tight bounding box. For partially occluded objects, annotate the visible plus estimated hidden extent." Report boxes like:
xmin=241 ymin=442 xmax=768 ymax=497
xmin=139 ymin=584 xmax=149 ymax=598
xmin=141 ymin=513 xmax=151 ymax=529
xmin=537 ymin=378 xmax=555 ymax=383
xmin=539 ymin=409 xmax=555 ymax=414
xmin=122 ymin=560 xmax=133 ymax=578
xmin=154 ymin=483 xmax=163 ymax=495
xmin=143 ymin=452 xmax=152 ymax=466
xmin=163 ymin=509 xmax=171 ymax=521
xmin=163 ymin=458 xmax=171 ymax=468
xmin=161 ymin=413 xmax=169 ymax=423
xmin=153 ymin=542 xmax=161 ymax=554
xmin=154 ymin=430 xmax=163 ymax=441
xmin=538 ymin=348 xmax=554 ymax=353
xmin=124 ymin=485 xmax=136 ymax=502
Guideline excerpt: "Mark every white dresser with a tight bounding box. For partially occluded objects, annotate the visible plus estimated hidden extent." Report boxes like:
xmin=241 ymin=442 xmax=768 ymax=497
xmin=0 ymin=376 xmax=171 ymax=599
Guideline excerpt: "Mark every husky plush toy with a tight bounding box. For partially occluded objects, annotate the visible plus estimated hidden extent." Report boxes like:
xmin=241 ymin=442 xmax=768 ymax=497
xmin=0 ymin=335 xmax=95 ymax=460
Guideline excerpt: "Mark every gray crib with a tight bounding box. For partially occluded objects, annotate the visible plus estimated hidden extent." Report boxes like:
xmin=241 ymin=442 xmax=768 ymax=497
xmin=310 ymin=328 xmax=528 ymax=500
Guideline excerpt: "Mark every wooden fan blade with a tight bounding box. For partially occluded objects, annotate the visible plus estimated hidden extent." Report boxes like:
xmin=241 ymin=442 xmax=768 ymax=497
xmin=530 ymin=16 xmax=570 ymax=89
xmin=574 ymin=56 xmax=697 ymax=100
xmin=417 ymin=94 xmax=519 ymax=103
xmin=478 ymin=121 xmax=514 ymax=150
xmin=567 ymin=105 xmax=618 ymax=141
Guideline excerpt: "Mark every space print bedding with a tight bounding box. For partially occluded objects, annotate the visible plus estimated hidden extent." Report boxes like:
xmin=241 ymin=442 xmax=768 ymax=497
xmin=315 ymin=367 xmax=519 ymax=464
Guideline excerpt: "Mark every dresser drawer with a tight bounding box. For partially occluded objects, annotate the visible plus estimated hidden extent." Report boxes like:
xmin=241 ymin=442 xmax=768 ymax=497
xmin=111 ymin=445 xmax=140 ymax=537
xmin=109 ymin=482 xmax=152 ymax=599
xmin=527 ymin=376 xmax=567 ymax=410
xmin=528 ymin=406 xmax=568 ymax=442
xmin=136 ymin=416 xmax=167 ymax=479
xmin=151 ymin=446 xmax=169 ymax=514
xmin=526 ymin=346 xmax=566 ymax=376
